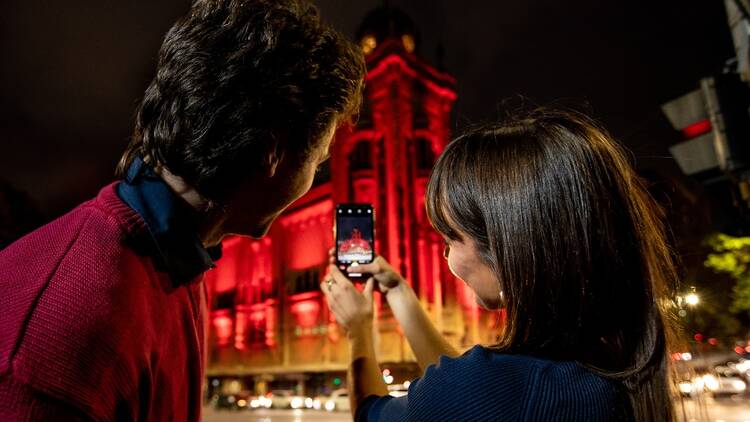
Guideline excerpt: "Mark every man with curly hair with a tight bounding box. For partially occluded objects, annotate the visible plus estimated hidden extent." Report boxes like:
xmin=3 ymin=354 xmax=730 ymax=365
xmin=0 ymin=0 xmax=365 ymax=420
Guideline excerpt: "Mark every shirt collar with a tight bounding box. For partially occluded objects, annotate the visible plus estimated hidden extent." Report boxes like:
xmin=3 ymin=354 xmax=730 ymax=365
xmin=116 ymin=157 xmax=221 ymax=286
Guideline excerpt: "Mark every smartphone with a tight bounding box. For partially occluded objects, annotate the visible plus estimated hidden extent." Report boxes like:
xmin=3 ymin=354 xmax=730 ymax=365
xmin=334 ymin=203 xmax=375 ymax=278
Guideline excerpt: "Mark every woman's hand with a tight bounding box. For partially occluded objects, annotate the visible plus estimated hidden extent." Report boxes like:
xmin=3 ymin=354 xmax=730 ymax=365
xmin=349 ymin=256 xmax=405 ymax=296
xmin=320 ymin=264 xmax=375 ymax=338
xmin=327 ymin=249 xmax=406 ymax=295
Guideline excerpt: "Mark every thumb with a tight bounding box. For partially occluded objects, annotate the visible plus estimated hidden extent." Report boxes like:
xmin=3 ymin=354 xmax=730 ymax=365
xmin=363 ymin=277 xmax=375 ymax=299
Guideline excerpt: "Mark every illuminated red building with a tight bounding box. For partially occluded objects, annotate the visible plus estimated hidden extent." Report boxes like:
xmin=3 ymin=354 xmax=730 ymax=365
xmin=205 ymin=7 xmax=502 ymax=393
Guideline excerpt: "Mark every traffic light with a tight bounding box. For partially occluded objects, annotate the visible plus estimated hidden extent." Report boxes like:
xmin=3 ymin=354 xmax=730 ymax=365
xmin=662 ymin=72 xmax=750 ymax=177
xmin=662 ymin=88 xmax=719 ymax=178
xmin=662 ymin=72 xmax=750 ymax=234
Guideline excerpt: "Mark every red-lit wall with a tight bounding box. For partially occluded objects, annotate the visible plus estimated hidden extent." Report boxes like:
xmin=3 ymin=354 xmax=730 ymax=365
xmin=204 ymin=39 xmax=500 ymax=375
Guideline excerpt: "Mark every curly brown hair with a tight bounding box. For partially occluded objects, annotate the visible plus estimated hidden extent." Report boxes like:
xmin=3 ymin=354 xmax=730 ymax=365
xmin=116 ymin=0 xmax=365 ymax=201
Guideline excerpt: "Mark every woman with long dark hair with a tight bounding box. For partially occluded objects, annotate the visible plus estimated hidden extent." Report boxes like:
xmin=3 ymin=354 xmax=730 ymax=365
xmin=321 ymin=109 xmax=679 ymax=421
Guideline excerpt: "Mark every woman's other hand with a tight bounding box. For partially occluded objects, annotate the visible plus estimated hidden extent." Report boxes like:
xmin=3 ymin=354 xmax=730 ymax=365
xmin=327 ymin=249 xmax=406 ymax=295
xmin=350 ymin=256 xmax=405 ymax=295
xmin=320 ymin=264 xmax=375 ymax=338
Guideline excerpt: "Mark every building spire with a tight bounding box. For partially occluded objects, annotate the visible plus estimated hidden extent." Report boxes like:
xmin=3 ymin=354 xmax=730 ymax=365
xmin=355 ymin=4 xmax=418 ymax=55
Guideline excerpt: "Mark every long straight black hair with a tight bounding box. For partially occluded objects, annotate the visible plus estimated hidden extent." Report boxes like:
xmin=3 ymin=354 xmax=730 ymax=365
xmin=426 ymin=109 xmax=679 ymax=421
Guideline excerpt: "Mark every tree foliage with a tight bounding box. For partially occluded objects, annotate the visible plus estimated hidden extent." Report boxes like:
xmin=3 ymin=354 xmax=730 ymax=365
xmin=705 ymin=233 xmax=750 ymax=314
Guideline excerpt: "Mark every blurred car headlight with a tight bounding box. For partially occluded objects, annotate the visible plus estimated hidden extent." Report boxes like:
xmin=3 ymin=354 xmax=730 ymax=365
xmin=693 ymin=377 xmax=705 ymax=390
xmin=679 ymin=382 xmax=693 ymax=394
xmin=732 ymin=380 xmax=746 ymax=391
xmin=291 ymin=398 xmax=303 ymax=409
xmin=313 ymin=399 xmax=321 ymax=410
xmin=703 ymin=375 xmax=719 ymax=391
xmin=325 ymin=400 xmax=336 ymax=411
xmin=304 ymin=397 xmax=313 ymax=408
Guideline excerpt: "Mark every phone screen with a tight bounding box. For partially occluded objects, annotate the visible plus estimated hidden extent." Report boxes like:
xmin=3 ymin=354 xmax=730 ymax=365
xmin=335 ymin=204 xmax=374 ymax=277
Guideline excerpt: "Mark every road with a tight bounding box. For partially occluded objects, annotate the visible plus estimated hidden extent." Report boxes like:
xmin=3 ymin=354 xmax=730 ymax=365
xmin=203 ymin=396 xmax=750 ymax=422
xmin=679 ymin=396 xmax=750 ymax=422
xmin=203 ymin=408 xmax=352 ymax=422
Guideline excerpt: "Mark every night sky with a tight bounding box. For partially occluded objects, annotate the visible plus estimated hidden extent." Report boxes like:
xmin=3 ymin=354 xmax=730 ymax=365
xmin=0 ymin=0 xmax=735 ymax=221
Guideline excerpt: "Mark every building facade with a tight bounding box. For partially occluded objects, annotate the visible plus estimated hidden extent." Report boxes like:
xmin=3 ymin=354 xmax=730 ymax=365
xmin=204 ymin=7 xmax=503 ymax=395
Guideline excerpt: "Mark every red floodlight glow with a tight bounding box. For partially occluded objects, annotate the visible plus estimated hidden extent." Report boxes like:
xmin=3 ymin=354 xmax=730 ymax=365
xmin=681 ymin=119 xmax=712 ymax=139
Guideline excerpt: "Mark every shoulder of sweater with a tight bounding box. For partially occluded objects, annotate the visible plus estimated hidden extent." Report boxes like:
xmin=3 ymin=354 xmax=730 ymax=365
xmin=0 ymin=185 xmax=156 ymax=413
xmin=453 ymin=348 xmax=624 ymax=419
xmin=427 ymin=346 xmax=606 ymax=398
xmin=434 ymin=345 xmax=558 ymax=373
xmin=417 ymin=346 xmax=555 ymax=396
xmin=386 ymin=347 xmax=625 ymax=421
xmin=395 ymin=347 xmax=550 ymax=420
xmin=9 ymin=196 xmax=155 ymax=350
xmin=0 ymin=196 xmax=115 ymax=371
xmin=0 ymin=185 xmax=146 ymax=313
xmin=90 ymin=181 xmax=145 ymax=235
xmin=451 ymin=348 xmax=612 ymax=388
xmin=0 ymin=182 xmax=142 ymax=268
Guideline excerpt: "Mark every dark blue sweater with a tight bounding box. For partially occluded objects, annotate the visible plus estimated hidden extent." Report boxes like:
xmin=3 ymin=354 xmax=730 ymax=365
xmin=356 ymin=345 xmax=633 ymax=421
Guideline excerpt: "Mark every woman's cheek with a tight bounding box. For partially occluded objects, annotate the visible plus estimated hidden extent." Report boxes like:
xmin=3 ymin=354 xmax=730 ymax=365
xmin=447 ymin=257 xmax=471 ymax=285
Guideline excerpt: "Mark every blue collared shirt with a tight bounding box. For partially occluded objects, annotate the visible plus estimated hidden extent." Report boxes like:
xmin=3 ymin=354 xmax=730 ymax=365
xmin=116 ymin=157 xmax=221 ymax=286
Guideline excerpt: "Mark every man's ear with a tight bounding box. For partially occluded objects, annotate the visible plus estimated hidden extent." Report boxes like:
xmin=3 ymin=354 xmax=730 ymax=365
xmin=264 ymin=142 xmax=285 ymax=178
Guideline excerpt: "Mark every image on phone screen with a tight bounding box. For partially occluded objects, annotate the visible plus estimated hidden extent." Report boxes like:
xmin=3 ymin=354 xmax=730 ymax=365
xmin=335 ymin=204 xmax=374 ymax=274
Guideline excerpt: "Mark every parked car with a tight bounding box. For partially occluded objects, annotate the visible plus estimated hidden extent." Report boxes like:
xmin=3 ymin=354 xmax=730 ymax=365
xmin=387 ymin=383 xmax=409 ymax=398
xmin=268 ymin=389 xmax=310 ymax=409
xmin=685 ymin=372 xmax=747 ymax=397
xmin=289 ymin=394 xmax=311 ymax=410
xmin=249 ymin=393 xmax=273 ymax=409
xmin=703 ymin=374 xmax=747 ymax=397
xmin=212 ymin=393 xmax=246 ymax=411
xmin=325 ymin=389 xmax=350 ymax=412
xmin=269 ymin=390 xmax=294 ymax=408
xmin=212 ymin=394 xmax=233 ymax=410
xmin=312 ymin=395 xmax=325 ymax=410
xmin=678 ymin=379 xmax=695 ymax=397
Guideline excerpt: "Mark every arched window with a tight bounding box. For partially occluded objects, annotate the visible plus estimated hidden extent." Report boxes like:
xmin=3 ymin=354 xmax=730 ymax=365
xmin=348 ymin=140 xmax=372 ymax=172
xmin=286 ymin=267 xmax=323 ymax=295
xmin=412 ymin=81 xmax=428 ymax=129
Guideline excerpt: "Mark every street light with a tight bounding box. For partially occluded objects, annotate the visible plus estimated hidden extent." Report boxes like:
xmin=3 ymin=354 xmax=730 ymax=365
xmin=685 ymin=293 xmax=700 ymax=306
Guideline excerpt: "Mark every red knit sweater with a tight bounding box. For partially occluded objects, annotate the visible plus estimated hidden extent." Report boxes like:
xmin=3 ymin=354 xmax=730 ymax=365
xmin=0 ymin=183 xmax=207 ymax=421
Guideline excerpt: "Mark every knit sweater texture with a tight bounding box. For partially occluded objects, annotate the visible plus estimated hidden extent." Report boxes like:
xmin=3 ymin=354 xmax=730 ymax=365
xmin=0 ymin=182 xmax=207 ymax=421
xmin=357 ymin=345 xmax=634 ymax=421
